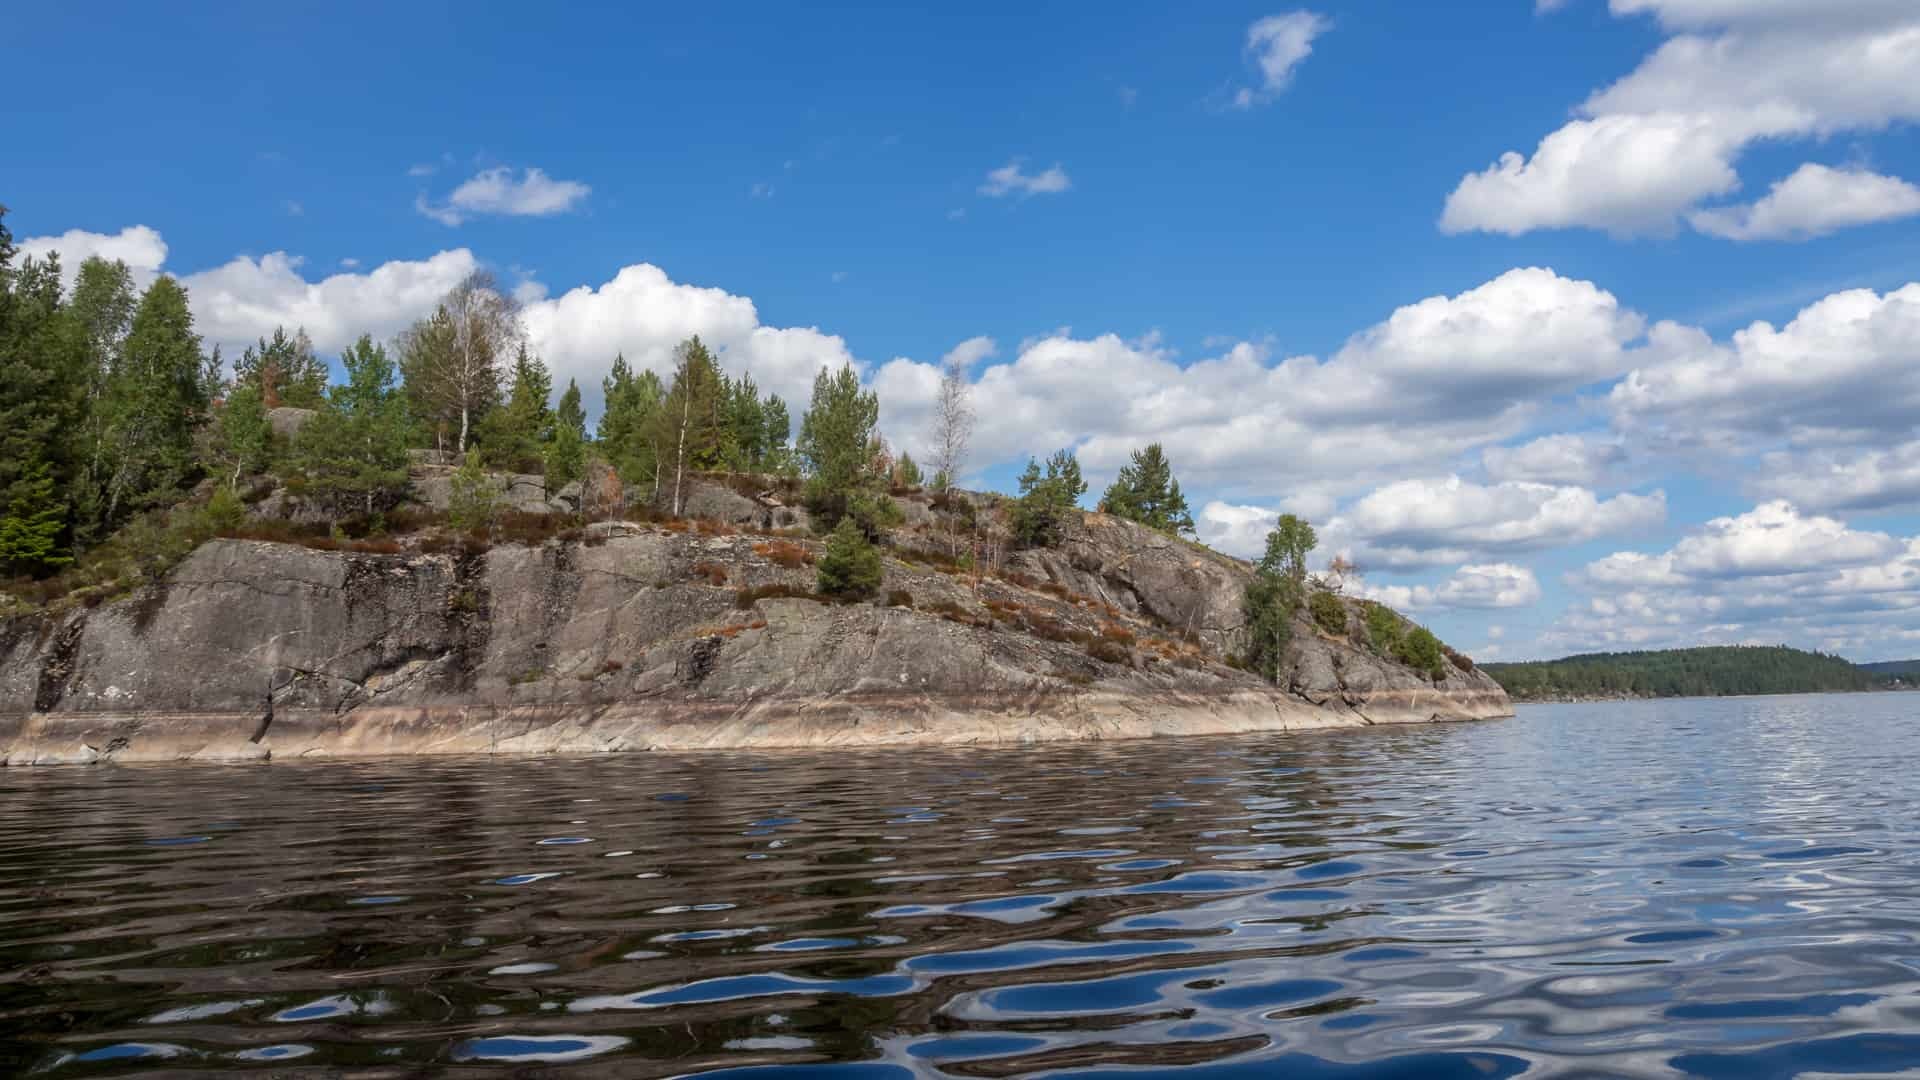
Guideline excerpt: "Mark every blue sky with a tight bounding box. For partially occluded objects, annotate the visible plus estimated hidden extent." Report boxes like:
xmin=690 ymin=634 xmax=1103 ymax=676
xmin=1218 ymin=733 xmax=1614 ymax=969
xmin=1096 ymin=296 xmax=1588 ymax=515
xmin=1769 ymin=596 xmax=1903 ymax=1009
xmin=10 ymin=1 xmax=1920 ymax=662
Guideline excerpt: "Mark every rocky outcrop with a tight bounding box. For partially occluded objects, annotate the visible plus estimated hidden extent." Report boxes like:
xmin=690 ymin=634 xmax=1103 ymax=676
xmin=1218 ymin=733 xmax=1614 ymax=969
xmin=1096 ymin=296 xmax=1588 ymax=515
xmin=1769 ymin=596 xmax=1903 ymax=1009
xmin=0 ymin=513 xmax=1510 ymax=765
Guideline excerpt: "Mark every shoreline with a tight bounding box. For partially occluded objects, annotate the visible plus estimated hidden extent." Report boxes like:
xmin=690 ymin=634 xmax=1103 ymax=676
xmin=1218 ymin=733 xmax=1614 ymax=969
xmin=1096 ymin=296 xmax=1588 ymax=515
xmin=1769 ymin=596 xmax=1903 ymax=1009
xmin=1 ymin=688 xmax=1513 ymax=766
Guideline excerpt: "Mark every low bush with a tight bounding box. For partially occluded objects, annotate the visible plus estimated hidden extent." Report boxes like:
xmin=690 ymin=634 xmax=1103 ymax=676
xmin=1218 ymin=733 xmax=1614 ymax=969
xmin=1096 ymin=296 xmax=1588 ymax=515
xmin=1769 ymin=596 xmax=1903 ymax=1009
xmin=817 ymin=518 xmax=883 ymax=599
xmin=1098 ymin=623 xmax=1136 ymax=647
xmin=1397 ymin=625 xmax=1447 ymax=681
xmin=690 ymin=561 xmax=731 ymax=586
xmin=1442 ymin=643 xmax=1475 ymax=673
xmin=753 ymin=540 xmax=814 ymax=568
xmin=1086 ymin=638 xmax=1132 ymax=665
xmin=1310 ymin=590 xmax=1348 ymax=636
xmin=735 ymin=582 xmax=817 ymax=608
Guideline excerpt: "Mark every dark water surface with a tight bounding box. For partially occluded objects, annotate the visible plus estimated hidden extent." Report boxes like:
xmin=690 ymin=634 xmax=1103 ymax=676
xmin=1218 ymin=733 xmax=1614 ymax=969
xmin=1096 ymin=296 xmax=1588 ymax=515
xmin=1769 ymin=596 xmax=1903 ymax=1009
xmin=5 ymin=694 xmax=1920 ymax=1077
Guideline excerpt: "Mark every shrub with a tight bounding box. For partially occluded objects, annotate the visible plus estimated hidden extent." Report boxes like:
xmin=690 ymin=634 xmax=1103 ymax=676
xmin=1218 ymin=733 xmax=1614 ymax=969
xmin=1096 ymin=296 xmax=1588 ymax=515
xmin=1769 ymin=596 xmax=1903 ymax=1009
xmin=886 ymin=589 xmax=914 ymax=608
xmin=1309 ymin=591 xmax=1347 ymax=636
xmin=735 ymin=582 xmax=817 ymax=608
xmin=1362 ymin=602 xmax=1403 ymax=656
xmin=691 ymin=561 xmax=731 ymax=586
xmin=1098 ymin=623 xmax=1136 ymax=646
xmin=1086 ymin=638 xmax=1131 ymax=665
xmin=753 ymin=540 xmax=815 ymax=568
xmin=1443 ymin=644 xmax=1475 ymax=672
xmin=1398 ymin=626 xmax=1447 ymax=681
xmin=816 ymin=518 xmax=883 ymax=598
xmin=923 ymin=599 xmax=980 ymax=626
xmin=447 ymin=456 xmax=501 ymax=534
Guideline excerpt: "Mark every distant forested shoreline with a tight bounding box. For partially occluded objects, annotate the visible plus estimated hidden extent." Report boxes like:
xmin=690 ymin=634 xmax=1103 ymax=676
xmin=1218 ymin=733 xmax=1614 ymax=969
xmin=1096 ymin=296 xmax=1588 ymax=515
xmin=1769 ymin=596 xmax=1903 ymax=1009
xmin=1482 ymin=645 xmax=1914 ymax=702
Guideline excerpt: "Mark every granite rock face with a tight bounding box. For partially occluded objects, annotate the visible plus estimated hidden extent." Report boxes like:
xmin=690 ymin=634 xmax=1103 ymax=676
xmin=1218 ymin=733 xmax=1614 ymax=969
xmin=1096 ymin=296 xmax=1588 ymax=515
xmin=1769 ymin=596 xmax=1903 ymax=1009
xmin=0 ymin=515 xmax=1510 ymax=765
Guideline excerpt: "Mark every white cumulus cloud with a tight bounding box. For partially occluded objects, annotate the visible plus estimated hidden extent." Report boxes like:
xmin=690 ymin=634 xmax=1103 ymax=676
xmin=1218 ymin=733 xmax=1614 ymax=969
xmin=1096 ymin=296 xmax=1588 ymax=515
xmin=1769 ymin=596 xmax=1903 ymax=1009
xmin=1322 ymin=475 xmax=1667 ymax=571
xmin=1441 ymin=4 xmax=1920 ymax=237
xmin=416 ymin=166 xmax=592 ymax=226
xmin=16 ymin=225 xmax=169 ymax=292
xmin=1690 ymin=163 xmax=1920 ymax=240
xmin=1359 ymin=563 xmax=1544 ymax=612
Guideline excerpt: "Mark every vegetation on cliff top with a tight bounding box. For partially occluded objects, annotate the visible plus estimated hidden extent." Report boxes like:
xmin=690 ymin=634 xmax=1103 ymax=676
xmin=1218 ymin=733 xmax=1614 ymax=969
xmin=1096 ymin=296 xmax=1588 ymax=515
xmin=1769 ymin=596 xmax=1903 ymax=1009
xmin=0 ymin=203 xmax=1481 ymax=692
xmin=1483 ymin=646 xmax=1878 ymax=700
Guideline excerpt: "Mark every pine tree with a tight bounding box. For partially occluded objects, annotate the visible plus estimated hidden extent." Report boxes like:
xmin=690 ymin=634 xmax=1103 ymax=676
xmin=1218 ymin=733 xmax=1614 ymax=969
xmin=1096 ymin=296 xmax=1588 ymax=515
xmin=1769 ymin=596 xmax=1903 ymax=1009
xmin=1101 ymin=443 xmax=1194 ymax=536
xmin=646 ymin=337 xmax=731 ymax=514
xmin=291 ymin=336 xmax=412 ymax=516
xmin=546 ymin=378 xmax=588 ymax=490
xmin=598 ymin=354 xmax=664 ymax=487
xmin=817 ymin=517 xmax=883 ymax=597
xmin=1010 ymin=449 xmax=1087 ymax=547
xmin=725 ymin=371 xmax=767 ymax=470
xmin=232 ymin=326 xmax=327 ymax=409
xmin=797 ymin=362 xmax=882 ymax=528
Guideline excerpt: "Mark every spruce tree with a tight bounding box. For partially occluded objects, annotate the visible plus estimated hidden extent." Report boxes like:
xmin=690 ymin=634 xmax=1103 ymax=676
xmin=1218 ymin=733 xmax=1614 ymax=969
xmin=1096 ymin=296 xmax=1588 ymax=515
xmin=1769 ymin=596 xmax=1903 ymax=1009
xmin=0 ymin=454 xmax=69 ymax=574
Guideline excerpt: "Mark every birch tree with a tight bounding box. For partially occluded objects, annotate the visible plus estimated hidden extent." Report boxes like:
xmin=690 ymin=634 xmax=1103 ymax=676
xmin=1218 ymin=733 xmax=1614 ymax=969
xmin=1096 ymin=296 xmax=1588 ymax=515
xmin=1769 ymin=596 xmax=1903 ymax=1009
xmin=930 ymin=354 xmax=973 ymax=491
xmin=398 ymin=271 xmax=519 ymax=456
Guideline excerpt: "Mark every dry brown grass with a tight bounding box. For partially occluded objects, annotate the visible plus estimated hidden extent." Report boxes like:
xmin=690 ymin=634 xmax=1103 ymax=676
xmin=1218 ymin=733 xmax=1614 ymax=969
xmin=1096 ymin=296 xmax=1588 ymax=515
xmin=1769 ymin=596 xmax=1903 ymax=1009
xmin=753 ymin=540 xmax=814 ymax=568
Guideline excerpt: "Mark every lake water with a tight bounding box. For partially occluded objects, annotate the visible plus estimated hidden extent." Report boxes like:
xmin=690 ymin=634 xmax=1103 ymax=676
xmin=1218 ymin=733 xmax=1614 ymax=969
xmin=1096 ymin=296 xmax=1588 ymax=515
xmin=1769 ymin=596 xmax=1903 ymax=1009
xmin=4 ymin=694 xmax=1919 ymax=1077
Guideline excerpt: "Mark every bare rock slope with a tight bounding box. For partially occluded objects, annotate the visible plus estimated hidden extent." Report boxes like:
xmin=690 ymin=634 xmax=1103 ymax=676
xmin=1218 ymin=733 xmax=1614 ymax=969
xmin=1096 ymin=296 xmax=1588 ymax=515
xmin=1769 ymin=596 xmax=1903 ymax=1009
xmin=0 ymin=510 xmax=1510 ymax=764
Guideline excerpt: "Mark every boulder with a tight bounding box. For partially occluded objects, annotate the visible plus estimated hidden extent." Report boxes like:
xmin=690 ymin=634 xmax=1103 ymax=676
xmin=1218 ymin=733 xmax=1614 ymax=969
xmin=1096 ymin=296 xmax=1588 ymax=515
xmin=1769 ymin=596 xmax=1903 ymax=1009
xmin=267 ymin=407 xmax=317 ymax=440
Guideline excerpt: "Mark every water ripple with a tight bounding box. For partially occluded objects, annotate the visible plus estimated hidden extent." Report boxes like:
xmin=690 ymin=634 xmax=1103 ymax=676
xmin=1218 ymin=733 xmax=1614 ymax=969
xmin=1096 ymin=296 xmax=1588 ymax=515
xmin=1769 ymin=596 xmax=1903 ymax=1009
xmin=6 ymin=694 xmax=1920 ymax=1075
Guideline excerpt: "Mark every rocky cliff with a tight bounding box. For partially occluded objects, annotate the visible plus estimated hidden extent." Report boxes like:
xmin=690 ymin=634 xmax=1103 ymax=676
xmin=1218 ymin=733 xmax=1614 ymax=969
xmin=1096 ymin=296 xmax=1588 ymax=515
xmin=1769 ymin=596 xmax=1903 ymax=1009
xmin=0 ymin=495 xmax=1510 ymax=765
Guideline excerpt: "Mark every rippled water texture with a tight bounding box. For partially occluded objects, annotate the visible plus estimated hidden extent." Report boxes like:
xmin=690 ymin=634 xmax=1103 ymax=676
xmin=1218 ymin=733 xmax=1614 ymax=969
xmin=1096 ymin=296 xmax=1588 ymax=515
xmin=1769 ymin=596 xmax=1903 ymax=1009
xmin=6 ymin=694 xmax=1920 ymax=1076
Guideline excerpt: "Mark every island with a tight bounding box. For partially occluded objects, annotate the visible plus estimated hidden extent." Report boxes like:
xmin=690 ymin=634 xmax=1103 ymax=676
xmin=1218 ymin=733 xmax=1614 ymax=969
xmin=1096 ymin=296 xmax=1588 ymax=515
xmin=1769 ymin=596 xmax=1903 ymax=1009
xmin=0 ymin=234 xmax=1508 ymax=765
xmin=1483 ymin=645 xmax=1917 ymax=702
xmin=0 ymin=468 xmax=1510 ymax=765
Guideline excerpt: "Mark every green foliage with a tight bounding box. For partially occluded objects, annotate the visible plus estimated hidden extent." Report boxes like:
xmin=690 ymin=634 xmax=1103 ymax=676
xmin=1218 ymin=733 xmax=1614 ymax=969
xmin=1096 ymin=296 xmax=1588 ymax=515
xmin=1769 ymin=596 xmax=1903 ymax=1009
xmin=598 ymin=354 xmax=664 ymax=486
xmin=895 ymin=452 xmax=922 ymax=488
xmin=1309 ymin=590 xmax=1347 ymax=636
xmin=1482 ymin=645 xmax=1877 ymax=701
xmin=213 ymin=382 xmax=274 ymax=484
xmin=289 ymin=336 xmax=412 ymax=516
xmin=1102 ymin=443 xmax=1193 ymax=536
xmin=1241 ymin=572 xmax=1299 ymax=683
xmin=477 ymin=344 xmax=554 ymax=471
xmin=798 ymin=361 xmax=882 ymax=528
xmin=1398 ymin=625 xmax=1446 ymax=680
xmin=649 ymin=337 xmax=733 ymax=512
xmin=1010 ymin=449 xmax=1087 ymax=547
xmin=555 ymin=378 xmax=586 ymax=442
xmin=1242 ymin=515 xmax=1320 ymax=682
xmin=231 ymin=326 xmax=327 ymax=409
xmin=545 ymin=416 xmax=586 ymax=491
xmin=816 ymin=517 xmax=883 ymax=598
xmin=448 ymin=454 xmax=500 ymax=533
xmin=0 ymin=455 xmax=71 ymax=574
xmin=98 ymin=275 xmax=216 ymax=531
xmin=1260 ymin=514 xmax=1317 ymax=584
xmin=202 ymin=483 xmax=245 ymax=534
xmin=1362 ymin=602 xmax=1403 ymax=656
